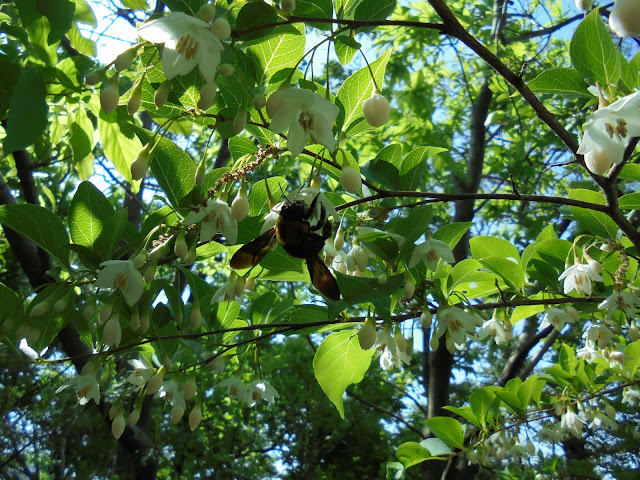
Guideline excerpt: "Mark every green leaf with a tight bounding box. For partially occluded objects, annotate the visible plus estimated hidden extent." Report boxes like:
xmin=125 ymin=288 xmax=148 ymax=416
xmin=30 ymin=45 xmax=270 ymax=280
xmin=526 ymin=68 xmax=591 ymax=97
xmin=69 ymin=106 xmax=94 ymax=176
xmin=358 ymin=231 xmax=399 ymax=262
xmin=3 ymin=67 xmax=48 ymax=152
xmin=121 ymin=0 xmax=148 ymax=9
xmin=36 ymin=0 xmax=75 ymax=44
xmin=448 ymin=259 xmax=482 ymax=293
xmin=568 ymin=189 xmax=618 ymax=239
xmin=228 ymin=136 xmax=258 ymax=161
xmin=334 ymin=35 xmax=361 ymax=65
xmin=68 ymin=181 xmax=115 ymax=252
xmin=424 ymin=417 xmax=464 ymax=449
xmin=400 ymin=147 xmax=446 ymax=190
xmin=624 ymin=339 xmax=640 ymax=375
xmin=387 ymin=205 xmax=432 ymax=260
xmin=236 ymin=1 xmax=280 ymax=41
xmin=130 ymin=125 xmax=197 ymax=209
xmin=313 ymin=329 xmax=374 ymax=418
xmin=98 ymin=116 xmax=143 ymax=185
xmin=396 ymin=442 xmax=433 ymax=468
xmin=570 ymin=9 xmax=621 ymax=86
xmin=619 ymin=164 xmax=640 ymax=181
xmin=248 ymin=177 xmax=288 ymax=216
xmin=469 ymin=387 xmax=494 ymax=429
xmin=0 ymin=204 xmax=70 ymax=266
xmin=337 ymin=49 xmax=392 ymax=133
xmin=433 ymin=222 xmax=473 ymax=249
xmin=480 ymin=257 xmax=524 ymax=292
xmin=443 ymin=405 xmax=480 ymax=427
xmin=336 ymin=273 xmax=404 ymax=321
xmin=94 ymin=210 xmax=128 ymax=260
xmin=0 ymin=283 xmax=22 ymax=320
xmin=295 ymin=0 xmax=333 ymax=30
xmin=353 ymin=0 xmax=396 ymax=22
xmin=618 ymin=193 xmax=640 ymax=210
xmin=246 ymin=22 xmax=305 ymax=83
xmin=470 ymin=236 xmax=520 ymax=262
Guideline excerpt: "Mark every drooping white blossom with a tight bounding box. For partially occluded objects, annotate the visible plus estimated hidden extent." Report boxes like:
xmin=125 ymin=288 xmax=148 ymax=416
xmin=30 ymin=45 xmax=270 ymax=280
xmin=94 ymin=260 xmax=144 ymax=306
xmin=56 ymin=362 xmax=101 ymax=406
xmin=561 ymin=408 xmax=585 ymax=438
xmin=244 ymin=380 xmax=280 ymax=407
xmin=184 ymin=199 xmax=238 ymax=244
xmin=408 ymin=239 xmax=455 ymax=271
xmin=598 ymin=290 xmax=640 ymax=320
xmin=558 ymin=261 xmax=604 ymax=295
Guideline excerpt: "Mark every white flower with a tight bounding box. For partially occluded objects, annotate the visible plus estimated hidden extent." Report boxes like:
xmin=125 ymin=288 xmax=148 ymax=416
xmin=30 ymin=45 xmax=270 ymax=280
xmin=160 ymin=379 xmax=186 ymax=423
xmin=126 ymin=357 xmax=156 ymax=386
xmin=576 ymin=344 xmax=602 ymax=363
xmin=561 ymin=408 xmax=585 ymax=438
xmin=374 ymin=327 xmax=397 ymax=370
xmin=478 ymin=316 xmax=512 ymax=344
xmin=575 ymin=0 xmax=593 ymax=10
xmin=94 ymin=260 xmax=145 ymax=306
xmin=184 ymin=199 xmax=238 ymax=244
xmin=217 ymin=377 xmax=246 ymax=399
xmin=598 ymin=291 xmax=640 ymax=320
xmin=558 ymin=262 xmax=604 ymax=295
xmin=583 ymin=323 xmax=614 ymax=349
xmin=244 ymin=380 xmax=280 ymax=407
xmin=577 ymin=91 xmax=640 ymax=166
xmin=435 ymin=307 xmax=477 ymax=352
xmin=56 ymin=363 xmax=101 ymax=406
xmin=408 ymin=239 xmax=455 ymax=271
xmin=603 ymin=349 xmax=627 ymax=369
xmin=137 ymin=12 xmax=223 ymax=85
xmin=267 ymin=88 xmax=339 ymax=159
xmin=623 ymin=388 xmax=640 ymax=406
xmin=609 ymin=0 xmax=640 ymax=37
xmin=540 ymin=307 xmax=576 ymax=332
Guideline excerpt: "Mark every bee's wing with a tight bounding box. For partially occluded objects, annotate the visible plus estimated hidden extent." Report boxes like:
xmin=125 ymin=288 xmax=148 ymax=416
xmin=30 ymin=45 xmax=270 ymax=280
xmin=230 ymin=227 xmax=277 ymax=269
xmin=306 ymin=255 xmax=340 ymax=301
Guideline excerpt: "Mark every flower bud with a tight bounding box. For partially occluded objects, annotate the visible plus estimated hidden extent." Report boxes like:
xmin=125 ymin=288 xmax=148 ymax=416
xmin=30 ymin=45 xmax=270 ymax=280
xmin=584 ymin=148 xmax=613 ymax=175
xmin=130 ymin=306 xmax=140 ymax=331
xmin=190 ymin=299 xmax=202 ymax=329
xmin=340 ymin=166 xmax=362 ymax=194
xmin=363 ymin=90 xmax=390 ymax=127
xmin=144 ymin=261 xmax=157 ymax=283
xmin=127 ymin=80 xmax=143 ymax=115
xmin=174 ymin=231 xmax=188 ymax=259
xmin=189 ymin=402 xmax=202 ymax=430
xmin=231 ymin=185 xmax=250 ymax=222
xmin=128 ymin=406 xmax=141 ymax=426
xmin=358 ymin=318 xmax=376 ymax=350
xmin=233 ymin=107 xmax=247 ymax=134
xmin=245 ymin=277 xmax=255 ymax=291
xmin=146 ymin=370 xmax=164 ymax=395
xmin=266 ymin=88 xmax=287 ymax=118
xmin=115 ymin=48 xmax=136 ymax=72
xmin=378 ymin=273 xmax=388 ymax=284
xmin=85 ymin=68 xmax=105 ymax=86
xmin=609 ymin=0 xmax=640 ymax=37
xmin=199 ymin=2 xmax=216 ymax=21
xmin=184 ymin=242 xmax=197 ymax=266
xmin=337 ymin=260 xmax=347 ymax=274
xmin=133 ymin=251 xmax=147 ymax=269
xmin=103 ymin=314 xmax=122 ymax=347
xmin=99 ymin=301 xmax=113 ymax=325
xmin=171 ymin=403 xmax=185 ymax=424
xmin=148 ymin=242 xmax=165 ymax=262
xmin=403 ymin=277 xmax=415 ymax=299
xmin=629 ymin=323 xmax=640 ymax=341
xmin=280 ymin=0 xmax=296 ymax=13
xmin=154 ymin=80 xmax=172 ymax=109
xmin=219 ymin=63 xmax=235 ymax=76
xmin=333 ymin=228 xmax=344 ymax=250
xmin=197 ymin=81 xmax=217 ymax=110
xmin=420 ymin=310 xmax=432 ymax=329
xmin=210 ymin=17 xmax=231 ymax=40
xmin=252 ymin=93 xmax=266 ymax=110
xmin=140 ymin=309 xmax=150 ymax=334
xmin=30 ymin=299 xmax=51 ymax=317
xmin=575 ymin=0 xmax=592 ymax=10
xmin=354 ymin=245 xmax=368 ymax=271
xmin=112 ymin=412 xmax=126 ymax=439
xmin=131 ymin=143 xmax=152 ymax=181
xmin=100 ymin=74 xmax=120 ymax=114
xmin=195 ymin=160 xmax=206 ymax=187
xmin=54 ymin=294 xmax=70 ymax=313
xmin=184 ymin=375 xmax=197 ymax=401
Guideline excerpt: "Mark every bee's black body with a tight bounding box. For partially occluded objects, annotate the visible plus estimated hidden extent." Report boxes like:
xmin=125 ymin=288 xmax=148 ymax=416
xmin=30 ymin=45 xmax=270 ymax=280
xmin=230 ymin=195 xmax=340 ymax=301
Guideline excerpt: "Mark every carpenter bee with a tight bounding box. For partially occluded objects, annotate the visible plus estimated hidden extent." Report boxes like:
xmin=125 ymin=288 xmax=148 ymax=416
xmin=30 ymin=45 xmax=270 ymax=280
xmin=230 ymin=192 xmax=340 ymax=301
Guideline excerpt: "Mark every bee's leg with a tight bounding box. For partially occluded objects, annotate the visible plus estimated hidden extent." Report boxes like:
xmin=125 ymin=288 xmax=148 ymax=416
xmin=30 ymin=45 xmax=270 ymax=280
xmin=304 ymin=193 xmax=321 ymax=221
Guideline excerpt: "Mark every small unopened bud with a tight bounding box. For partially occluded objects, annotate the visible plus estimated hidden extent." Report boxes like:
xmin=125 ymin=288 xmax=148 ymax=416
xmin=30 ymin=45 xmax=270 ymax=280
xmin=109 ymin=403 xmax=119 ymax=420
xmin=252 ymin=93 xmax=266 ymax=110
xmin=575 ymin=0 xmax=593 ymax=10
xmin=233 ymin=107 xmax=247 ymax=134
xmin=334 ymin=228 xmax=344 ymax=250
xmin=146 ymin=369 xmax=164 ymax=395
xmin=85 ymin=68 xmax=105 ymax=86
xmin=234 ymin=276 xmax=246 ymax=297
xmin=171 ymin=403 xmax=185 ymax=424
xmin=31 ymin=299 xmax=51 ymax=317
xmin=280 ymin=0 xmax=296 ymax=13
xmin=54 ymin=294 xmax=70 ymax=313
xmin=130 ymin=306 xmax=140 ymax=331
xmin=358 ymin=318 xmax=376 ymax=350
xmin=420 ymin=310 xmax=432 ymax=329
xmin=154 ymin=80 xmax=172 ymax=108
xmin=190 ymin=299 xmax=202 ymax=329
xmin=131 ymin=143 xmax=152 ymax=181
xmin=211 ymin=17 xmax=231 ymax=40
xmin=584 ymin=253 xmax=602 ymax=274
xmin=197 ymin=81 xmax=217 ymax=110
xmin=189 ymin=402 xmax=202 ymax=430
xmin=310 ymin=171 xmax=322 ymax=189
xmin=231 ymin=185 xmax=250 ymax=222
xmin=112 ymin=412 xmax=126 ymax=439
xmin=184 ymin=375 xmax=197 ymax=400
xmin=99 ymin=301 xmax=114 ymax=325
xmin=133 ymin=251 xmax=147 ymax=269
xmin=245 ymin=277 xmax=255 ymax=291
xmin=103 ymin=314 xmax=122 ymax=347
xmin=199 ymin=2 xmax=216 ymax=21
xmin=195 ymin=160 xmax=206 ymax=187
xmin=219 ymin=63 xmax=235 ymax=76
xmin=174 ymin=231 xmax=189 ymax=259
xmin=566 ymin=306 xmax=580 ymax=323
xmin=337 ymin=260 xmax=347 ymax=274
xmin=144 ymin=261 xmax=158 ymax=283
xmin=140 ymin=309 xmax=150 ymax=334
xmin=129 ymin=406 xmax=141 ymax=426
xmin=354 ymin=245 xmax=368 ymax=271
xmin=148 ymin=242 xmax=165 ymax=262
xmin=340 ymin=166 xmax=362 ymax=194
xmin=363 ymin=90 xmax=390 ymax=127
xmin=184 ymin=242 xmax=197 ymax=266
xmin=378 ymin=273 xmax=387 ymax=284
xmin=127 ymin=80 xmax=143 ymax=115
xmin=115 ymin=48 xmax=136 ymax=72
xmin=100 ymin=74 xmax=120 ymax=114
xmin=403 ymin=277 xmax=415 ymax=299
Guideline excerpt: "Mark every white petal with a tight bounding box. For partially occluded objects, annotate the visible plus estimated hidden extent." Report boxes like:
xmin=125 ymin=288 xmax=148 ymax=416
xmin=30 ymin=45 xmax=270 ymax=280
xmin=287 ymin=116 xmax=308 ymax=159
xmin=161 ymin=47 xmax=197 ymax=80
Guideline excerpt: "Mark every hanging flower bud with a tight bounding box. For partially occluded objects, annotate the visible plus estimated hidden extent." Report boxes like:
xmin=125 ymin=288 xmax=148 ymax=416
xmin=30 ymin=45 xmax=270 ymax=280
xmin=219 ymin=63 xmax=235 ymax=77
xmin=174 ymin=231 xmax=189 ymax=259
xmin=252 ymin=93 xmax=266 ymax=110
xmin=363 ymin=89 xmax=390 ymax=127
xmin=353 ymin=244 xmax=368 ymax=271
xmin=358 ymin=318 xmax=377 ymax=350
xmin=233 ymin=107 xmax=247 ymax=134
xmin=146 ymin=368 xmax=165 ymax=395
xmin=85 ymin=68 xmax=105 ymax=86
xmin=195 ymin=160 xmax=206 ymax=187
xmin=148 ymin=242 xmax=165 ymax=262
xmin=197 ymin=81 xmax=218 ymax=110
xmin=112 ymin=411 xmax=126 ymax=439
xmin=333 ymin=228 xmax=344 ymax=250
xmin=340 ymin=165 xmax=362 ymax=194
xmin=403 ymin=276 xmax=415 ymax=299
xmin=190 ymin=299 xmax=202 ymax=329
xmin=280 ymin=0 xmax=296 ymax=13
xmin=245 ymin=277 xmax=255 ymax=291
xmin=575 ymin=0 xmax=593 ymax=10
xmin=99 ymin=301 xmax=113 ymax=325
xmin=189 ymin=402 xmax=202 ymax=430
xmin=128 ymin=406 xmax=141 ymax=426
xmin=210 ymin=17 xmax=231 ymax=40
xmin=184 ymin=375 xmax=197 ymax=401
xmin=103 ymin=314 xmax=122 ymax=347
xmin=183 ymin=241 xmax=197 ymax=266
xmin=127 ymin=79 xmax=144 ymax=115
xmin=53 ymin=294 xmax=69 ymax=313
xmin=144 ymin=261 xmax=157 ymax=283
xmin=171 ymin=403 xmax=185 ymax=424
xmin=115 ymin=48 xmax=136 ymax=72
xmin=609 ymin=0 xmax=640 ymax=37
xmin=198 ymin=2 xmax=216 ymax=21
xmin=133 ymin=250 xmax=147 ymax=269
xmin=140 ymin=308 xmax=150 ymax=334
xmin=337 ymin=260 xmax=347 ymax=274
xmin=130 ymin=306 xmax=140 ymax=331
xmin=420 ymin=310 xmax=432 ymax=329
xmin=231 ymin=184 xmax=250 ymax=222
xmin=154 ymin=80 xmax=172 ymax=109
xmin=131 ymin=143 xmax=152 ymax=181
xmin=100 ymin=74 xmax=120 ymax=114
xmin=584 ymin=148 xmax=614 ymax=175
xmin=378 ymin=273 xmax=388 ymax=284
xmin=234 ymin=276 xmax=246 ymax=297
